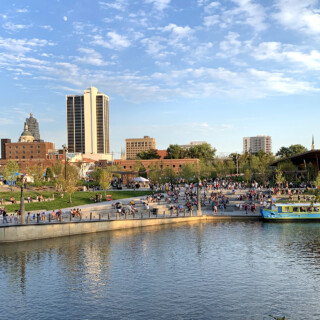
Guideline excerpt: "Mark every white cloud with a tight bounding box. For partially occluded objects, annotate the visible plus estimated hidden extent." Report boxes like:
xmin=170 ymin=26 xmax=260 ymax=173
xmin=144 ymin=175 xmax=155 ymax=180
xmin=0 ymin=37 xmax=54 ymax=53
xmin=41 ymin=25 xmax=53 ymax=31
xmin=203 ymin=0 xmax=266 ymax=31
xmin=251 ymin=41 xmax=320 ymax=70
xmin=273 ymin=0 xmax=320 ymax=35
xmin=161 ymin=24 xmax=193 ymax=38
xmin=75 ymin=47 xmax=111 ymax=66
xmin=99 ymin=0 xmax=127 ymax=11
xmin=230 ymin=0 xmax=267 ymax=31
xmin=17 ymin=9 xmax=29 ymax=13
xmin=145 ymin=0 xmax=171 ymax=11
xmin=3 ymin=22 xmax=32 ymax=32
xmin=91 ymin=32 xmax=131 ymax=49
xmin=63 ymin=16 xmax=68 ymax=21
xmin=218 ymin=32 xmax=242 ymax=57
xmin=204 ymin=2 xmax=220 ymax=13
xmin=203 ymin=15 xmax=220 ymax=27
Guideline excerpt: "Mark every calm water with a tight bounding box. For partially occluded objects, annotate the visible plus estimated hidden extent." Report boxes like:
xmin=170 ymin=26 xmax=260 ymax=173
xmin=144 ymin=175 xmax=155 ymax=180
xmin=1 ymin=221 xmax=320 ymax=319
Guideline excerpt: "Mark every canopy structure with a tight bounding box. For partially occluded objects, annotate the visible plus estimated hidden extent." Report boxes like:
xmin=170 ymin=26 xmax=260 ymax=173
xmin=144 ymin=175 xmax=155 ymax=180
xmin=132 ymin=177 xmax=149 ymax=182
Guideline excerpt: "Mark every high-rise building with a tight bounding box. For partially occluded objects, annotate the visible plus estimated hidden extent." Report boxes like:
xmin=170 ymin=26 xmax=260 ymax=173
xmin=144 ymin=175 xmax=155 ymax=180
xmin=243 ymin=136 xmax=272 ymax=154
xmin=126 ymin=136 xmax=156 ymax=160
xmin=26 ymin=113 xmax=41 ymax=141
xmin=66 ymin=86 xmax=110 ymax=154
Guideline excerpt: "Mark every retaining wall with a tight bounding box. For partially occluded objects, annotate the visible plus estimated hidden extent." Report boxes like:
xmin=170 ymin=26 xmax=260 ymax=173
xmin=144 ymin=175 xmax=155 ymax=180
xmin=0 ymin=215 xmax=207 ymax=243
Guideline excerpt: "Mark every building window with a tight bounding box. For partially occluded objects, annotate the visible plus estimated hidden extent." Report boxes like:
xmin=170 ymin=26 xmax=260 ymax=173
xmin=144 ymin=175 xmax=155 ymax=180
xmin=15 ymin=156 xmax=18 ymax=159
xmin=31 ymin=156 xmax=33 ymax=159
xmin=38 ymin=151 xmax=40 ymax=154
xmin=22 ymin=156 xmax=25 ymax=159
xmin=173 ymin=165 xmax=175 ymax=168
xmin=124 ymin=166 xmax=126 ymax=169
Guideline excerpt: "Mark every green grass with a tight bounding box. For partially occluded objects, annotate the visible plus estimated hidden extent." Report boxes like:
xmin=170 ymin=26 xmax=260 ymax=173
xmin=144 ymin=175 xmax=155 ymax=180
xmin=0 ymin=190 xmax=152 ymax=213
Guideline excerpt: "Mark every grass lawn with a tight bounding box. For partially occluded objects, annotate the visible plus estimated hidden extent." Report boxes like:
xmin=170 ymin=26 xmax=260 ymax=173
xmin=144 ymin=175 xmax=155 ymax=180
xmin=0 ymin=190 xmax=152 ymax=213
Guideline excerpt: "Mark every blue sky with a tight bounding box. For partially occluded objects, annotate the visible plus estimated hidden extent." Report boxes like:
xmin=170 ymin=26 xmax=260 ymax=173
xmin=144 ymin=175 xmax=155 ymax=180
xmin=0 ymin=0 xmax=320 ymax=157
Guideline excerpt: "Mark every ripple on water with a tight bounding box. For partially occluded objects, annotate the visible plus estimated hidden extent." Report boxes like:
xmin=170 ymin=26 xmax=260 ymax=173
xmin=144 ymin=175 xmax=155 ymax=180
xmin=2 ymin=221 xmax=320 ymax=319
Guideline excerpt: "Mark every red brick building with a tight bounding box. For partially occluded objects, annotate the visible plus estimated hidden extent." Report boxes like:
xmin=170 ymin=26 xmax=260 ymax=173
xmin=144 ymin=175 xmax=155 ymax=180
xmin=0 ymin=140 xmax=65 ymax=173
xmin=113 ymin=158 xmax=200 ymax=174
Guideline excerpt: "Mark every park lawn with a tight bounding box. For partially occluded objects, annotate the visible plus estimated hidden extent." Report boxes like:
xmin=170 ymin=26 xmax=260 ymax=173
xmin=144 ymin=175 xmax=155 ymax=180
xmin=0 ymin=190 xmax=152 ymax=213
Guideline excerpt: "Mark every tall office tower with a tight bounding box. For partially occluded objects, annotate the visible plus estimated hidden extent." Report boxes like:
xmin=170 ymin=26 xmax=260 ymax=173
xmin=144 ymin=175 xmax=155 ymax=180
xmin=26 ymin=113 xmax=41 ymax=141
xmin=125 ymin=136 xmax=156 ymax=160
xmin=66 ymin=87 xmax=109 ymax=154
xmin=243 ymin=136 xmax=272 ymax=154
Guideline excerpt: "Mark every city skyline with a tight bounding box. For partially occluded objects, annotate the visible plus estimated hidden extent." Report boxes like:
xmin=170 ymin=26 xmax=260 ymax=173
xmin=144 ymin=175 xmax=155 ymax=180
xmin=0 ymin=0 xmax=319 ymax=156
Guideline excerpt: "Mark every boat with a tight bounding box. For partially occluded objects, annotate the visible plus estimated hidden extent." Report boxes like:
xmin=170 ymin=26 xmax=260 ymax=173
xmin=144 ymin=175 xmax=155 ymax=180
xmin=261 ymin=203 xmax=320 ymax=221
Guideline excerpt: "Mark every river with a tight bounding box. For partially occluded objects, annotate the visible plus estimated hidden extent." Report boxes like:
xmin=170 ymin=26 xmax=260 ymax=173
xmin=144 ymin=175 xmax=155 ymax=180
xmin=1 ymin=221 xmax=320 ymax=319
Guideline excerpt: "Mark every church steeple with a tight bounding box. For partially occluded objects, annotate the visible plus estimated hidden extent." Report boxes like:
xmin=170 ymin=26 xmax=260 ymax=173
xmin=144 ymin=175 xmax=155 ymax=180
xmin=312 ymin=134 xmax=315 ymax=150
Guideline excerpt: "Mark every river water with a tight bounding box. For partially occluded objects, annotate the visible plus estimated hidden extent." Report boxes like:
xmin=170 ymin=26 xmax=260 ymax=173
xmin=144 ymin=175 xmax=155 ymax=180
xmin=1 ymin=221 xmax=320 ymax=319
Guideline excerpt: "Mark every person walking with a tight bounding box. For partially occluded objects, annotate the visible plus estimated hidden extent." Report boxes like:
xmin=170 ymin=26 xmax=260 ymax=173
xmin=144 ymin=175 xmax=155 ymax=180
xmin=2 ymin=209 xmax=8 ymax=224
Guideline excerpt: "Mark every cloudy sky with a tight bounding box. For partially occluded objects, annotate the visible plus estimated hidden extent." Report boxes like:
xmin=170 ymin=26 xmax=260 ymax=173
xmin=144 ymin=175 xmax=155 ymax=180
xmin=0 ymin=0 xmax=320 ymax=157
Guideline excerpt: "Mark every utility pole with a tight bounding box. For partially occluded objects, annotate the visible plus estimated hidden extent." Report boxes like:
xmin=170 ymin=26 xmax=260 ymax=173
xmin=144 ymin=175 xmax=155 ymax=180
xmin=20 ymin=184 xmax=25 ymax=224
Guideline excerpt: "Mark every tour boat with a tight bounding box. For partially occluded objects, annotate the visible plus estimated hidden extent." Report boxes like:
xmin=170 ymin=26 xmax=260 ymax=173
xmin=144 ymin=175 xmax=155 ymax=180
xmin=261 ymin=203 xmax=320 ymax=221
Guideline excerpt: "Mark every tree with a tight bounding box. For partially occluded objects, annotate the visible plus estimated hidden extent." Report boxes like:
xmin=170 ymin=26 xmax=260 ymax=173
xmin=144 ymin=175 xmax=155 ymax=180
xmin=46 ymin=167 xmax=54 ymax=180
xmin=275 ymin=168 xmax=285 ymax=187
xmin=148 ymin=163 xmax=162 ymax=183
xmin=3 ymin=160 xmax=19 ymax=190
xmin=138 ymin=165 xmax=148 ymax=178
xmin=188 ymin=143 xmax=216 ymax=162
xmin=99 ymin=169 xmax=112 ymax=195
xmin=91 ymin=167 xmax=103 ymax=182
xmin=163 ymin=167 xmax=176 ymax=184
xmin=165 ymin=144 xmax=186 ymax=159
xmin=137 ymin=149 xmax=160 ymax=159
xmin=53 ymin=160 xmax=63 ymax=177
xmin=28 ymin=164 xmax=43 ymax=185
xmin=276 ymin=144 xmax=307 ymax=158
xmin=179 ymin=164 xmax=196 ymax=182
xmin=62 ymin=164 xmax=79 ymax=203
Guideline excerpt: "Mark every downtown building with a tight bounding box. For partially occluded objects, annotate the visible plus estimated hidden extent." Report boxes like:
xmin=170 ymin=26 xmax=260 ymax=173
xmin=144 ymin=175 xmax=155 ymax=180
xmin=243 ymin=135 xmax=272 ymax=154
xmin=125 ymin=136 xmax=156 ymax=160
xmin=66 ymin=87 xmax=110 ymax=160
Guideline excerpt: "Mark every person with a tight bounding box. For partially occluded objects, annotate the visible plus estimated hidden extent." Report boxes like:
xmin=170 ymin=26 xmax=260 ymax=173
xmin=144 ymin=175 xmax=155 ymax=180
xmin=2 ymin=209 xmax=8 ymax=224
xmin=220 ymin=203 xmax=224 ymax=214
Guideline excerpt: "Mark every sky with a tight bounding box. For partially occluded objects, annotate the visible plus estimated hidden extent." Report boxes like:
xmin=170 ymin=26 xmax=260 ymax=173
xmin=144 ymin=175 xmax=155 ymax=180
xmin=0 ymin=0 xmax=320 ymax=158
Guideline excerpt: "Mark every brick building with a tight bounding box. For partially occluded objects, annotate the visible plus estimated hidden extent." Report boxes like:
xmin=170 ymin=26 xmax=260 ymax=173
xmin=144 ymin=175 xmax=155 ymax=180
xmin=125 ymin=136 xmax=156 ymax=160
xmin=113 ymin=158 xmax=200 ymax=174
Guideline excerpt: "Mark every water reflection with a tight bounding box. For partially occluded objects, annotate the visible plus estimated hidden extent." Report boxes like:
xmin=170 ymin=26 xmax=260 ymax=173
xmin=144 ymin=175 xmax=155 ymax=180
xmin=1 ymin=221 xmax=320 ymax=319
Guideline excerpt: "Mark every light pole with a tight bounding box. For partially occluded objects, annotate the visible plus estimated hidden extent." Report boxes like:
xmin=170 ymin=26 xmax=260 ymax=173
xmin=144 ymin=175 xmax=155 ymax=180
xmin=20 ymin=184 xmax=25 ymax=224
xmin=62 ymin=144 xmax=68 ymax=181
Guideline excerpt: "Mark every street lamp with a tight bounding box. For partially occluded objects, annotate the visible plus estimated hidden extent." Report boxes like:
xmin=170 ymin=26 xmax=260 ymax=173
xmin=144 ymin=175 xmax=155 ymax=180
xmin=20 ymin=183 xmax=25 ymax=224
xmin=62 ymin=144 xmax=68 ymax=181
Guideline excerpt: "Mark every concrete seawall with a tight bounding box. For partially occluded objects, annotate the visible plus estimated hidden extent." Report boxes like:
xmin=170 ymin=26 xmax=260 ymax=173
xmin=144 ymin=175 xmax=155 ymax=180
xmin=0 ymin=215 xmax=209 ymax=243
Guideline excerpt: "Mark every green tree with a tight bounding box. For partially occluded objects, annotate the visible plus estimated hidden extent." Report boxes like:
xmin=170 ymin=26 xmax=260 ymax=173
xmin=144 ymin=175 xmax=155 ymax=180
xmin=163 ymin=166 xmax=176 ymax=184
xmin=276 ymin=144 xmax=307 ymax=158
xmin=45 ymin=167 xmax=54 ymax=180
xmin=53 ymin=160 xmax=63 ymax=177
xmin=3 ymin=160 xmax=19 ymax=190
xmin=179 ymin=163 xmax=196 ymax=182
xmin=28 ymin=164 xmax=44 ymax=185
xmin=148 ymin=163 xmax=162 ymax=183
xmin=136 ymin=149 xmax=160 ymax=159
xmin=91 ymin=167 xmax=103 ymax=182
xmin=165 ymin=144 xmax=186 ymax=159
xmin=138 ymin=165 xmax=148 ymax=178
xmin=62 ymin=164 xmax=79 ymax=203
xmin=99 ymin=169 xmax=112 ymax=195
xmin=188 ymin=143 xmax=216 ymax=162
xmin=275 ymin=168 xmax=285 ymax=187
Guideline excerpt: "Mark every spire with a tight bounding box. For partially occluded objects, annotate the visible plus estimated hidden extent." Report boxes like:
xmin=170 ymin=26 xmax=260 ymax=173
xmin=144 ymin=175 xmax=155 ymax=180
xmin=312 ymin=134 xmax=315 ymax=150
